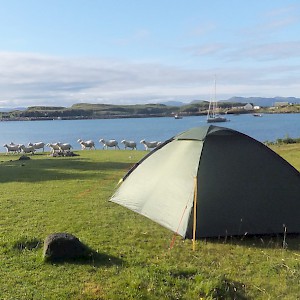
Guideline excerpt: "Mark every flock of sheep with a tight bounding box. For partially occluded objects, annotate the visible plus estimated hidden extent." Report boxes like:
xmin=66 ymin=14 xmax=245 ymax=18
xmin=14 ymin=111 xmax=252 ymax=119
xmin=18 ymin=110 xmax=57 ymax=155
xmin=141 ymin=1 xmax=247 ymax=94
xmin=2 ymin=139 xmax=162 ymax=154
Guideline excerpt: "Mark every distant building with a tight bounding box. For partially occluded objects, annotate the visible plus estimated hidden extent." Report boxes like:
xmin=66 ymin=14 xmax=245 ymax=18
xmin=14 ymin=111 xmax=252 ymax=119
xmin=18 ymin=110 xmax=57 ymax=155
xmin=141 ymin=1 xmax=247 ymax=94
xmin=274 ymin=102 xmax=289 ymax=107
xmin=244 ymin=103 xmax=254 ymax=110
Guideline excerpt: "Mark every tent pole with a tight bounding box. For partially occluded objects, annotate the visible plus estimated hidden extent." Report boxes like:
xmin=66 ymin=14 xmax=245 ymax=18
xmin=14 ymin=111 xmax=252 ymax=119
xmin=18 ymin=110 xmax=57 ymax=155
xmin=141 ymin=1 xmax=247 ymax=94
xmin=192 ymin=176 xmax=198 ymax=251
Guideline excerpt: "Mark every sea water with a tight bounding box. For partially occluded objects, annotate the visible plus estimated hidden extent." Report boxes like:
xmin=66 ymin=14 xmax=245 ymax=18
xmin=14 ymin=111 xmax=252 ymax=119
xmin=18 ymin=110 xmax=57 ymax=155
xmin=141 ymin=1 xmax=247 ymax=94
xmin=0 ymin=113 xmax=299 ymax=151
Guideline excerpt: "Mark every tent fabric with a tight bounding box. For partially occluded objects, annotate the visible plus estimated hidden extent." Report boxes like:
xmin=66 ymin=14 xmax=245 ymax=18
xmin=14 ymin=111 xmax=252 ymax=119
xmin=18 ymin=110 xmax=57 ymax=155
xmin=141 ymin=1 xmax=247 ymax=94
xmin=187 ymin=132 xmax=300 ymax=238
xmin=110 ymin=125 xmax=300 ymax=238
xmin=111 ymin=140 xmax=203 ymax=237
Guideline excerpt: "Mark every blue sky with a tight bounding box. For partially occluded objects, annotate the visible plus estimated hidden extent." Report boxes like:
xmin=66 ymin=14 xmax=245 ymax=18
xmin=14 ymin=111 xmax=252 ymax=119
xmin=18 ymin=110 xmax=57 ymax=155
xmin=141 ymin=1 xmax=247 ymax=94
xmin=0 ymin=0 xmax=300 ymax=108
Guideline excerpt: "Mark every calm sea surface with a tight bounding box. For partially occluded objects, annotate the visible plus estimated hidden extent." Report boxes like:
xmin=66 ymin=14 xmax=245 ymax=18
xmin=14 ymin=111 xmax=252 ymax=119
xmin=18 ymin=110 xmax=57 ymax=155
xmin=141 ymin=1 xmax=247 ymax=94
xmin=0 ymin=113 xmax=299 ymax=151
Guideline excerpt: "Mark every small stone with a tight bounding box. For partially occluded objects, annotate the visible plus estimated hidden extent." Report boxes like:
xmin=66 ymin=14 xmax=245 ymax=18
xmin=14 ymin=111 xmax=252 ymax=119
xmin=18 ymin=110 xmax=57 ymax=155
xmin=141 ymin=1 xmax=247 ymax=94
xmin=19 ymin=155 xmax=30 ymax=160
xmin=43 ymin=233 xmax=89 ymax=261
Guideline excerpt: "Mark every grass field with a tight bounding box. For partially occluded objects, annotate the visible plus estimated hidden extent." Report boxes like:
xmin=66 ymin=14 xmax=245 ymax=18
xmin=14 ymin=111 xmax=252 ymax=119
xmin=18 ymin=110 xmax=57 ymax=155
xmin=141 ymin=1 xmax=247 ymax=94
xmin=0 ymin=145 xmax=299 ymax=299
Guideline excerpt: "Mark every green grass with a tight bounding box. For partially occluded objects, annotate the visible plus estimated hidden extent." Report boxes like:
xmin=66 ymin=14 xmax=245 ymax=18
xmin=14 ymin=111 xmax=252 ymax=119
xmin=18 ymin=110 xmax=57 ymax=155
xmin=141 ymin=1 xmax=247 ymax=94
xmin=0 ymin=147 xmax=299 ymax=299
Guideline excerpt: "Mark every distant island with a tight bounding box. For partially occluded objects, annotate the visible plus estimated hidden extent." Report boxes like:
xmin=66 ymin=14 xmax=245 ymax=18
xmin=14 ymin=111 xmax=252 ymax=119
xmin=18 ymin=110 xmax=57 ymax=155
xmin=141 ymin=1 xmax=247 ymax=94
xmin=0 ymin=97 xmax=300 ymax=121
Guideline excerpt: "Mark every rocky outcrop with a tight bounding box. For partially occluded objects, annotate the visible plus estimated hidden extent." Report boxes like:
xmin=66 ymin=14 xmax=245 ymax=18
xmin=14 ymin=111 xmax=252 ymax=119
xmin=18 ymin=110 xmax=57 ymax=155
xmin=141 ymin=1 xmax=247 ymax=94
xmin=43 ymin=233 xmax=89 ymax=261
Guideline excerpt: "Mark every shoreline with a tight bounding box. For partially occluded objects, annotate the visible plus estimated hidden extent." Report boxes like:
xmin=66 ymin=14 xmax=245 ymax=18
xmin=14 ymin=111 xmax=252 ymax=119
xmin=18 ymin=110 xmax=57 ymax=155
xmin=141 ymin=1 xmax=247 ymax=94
xmin=0 ymin=110 xmax=299 ymax=122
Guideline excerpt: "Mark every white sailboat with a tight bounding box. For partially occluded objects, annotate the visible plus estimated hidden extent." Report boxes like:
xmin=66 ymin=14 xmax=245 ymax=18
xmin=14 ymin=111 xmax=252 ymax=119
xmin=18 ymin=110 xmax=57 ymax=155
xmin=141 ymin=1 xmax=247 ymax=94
xmin=174 ymin=114 xmax=183 ymax=119
xmin=207 ymin=77 xmax=227 ymax=123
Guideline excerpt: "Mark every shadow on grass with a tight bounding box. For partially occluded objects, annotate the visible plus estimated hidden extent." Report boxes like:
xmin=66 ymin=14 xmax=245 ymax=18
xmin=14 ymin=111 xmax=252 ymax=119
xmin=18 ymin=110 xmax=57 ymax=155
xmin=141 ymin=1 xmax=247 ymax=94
xmin=170 ymin=270 xmax=248 ymax=299
xmin=13 ymin=237 xmax=43 ymax=251
xmin=45 ymin=250 xmax=124 ymax=267
xmin=205 ymin=233 xmax=300 ymax=250
xmin=11 ymin=235 xmax=124 ymax=267
xmin=0 ymin=156 xmax=134 ymax=183
xmin=213 ymin=276 xmax=249 ymax=300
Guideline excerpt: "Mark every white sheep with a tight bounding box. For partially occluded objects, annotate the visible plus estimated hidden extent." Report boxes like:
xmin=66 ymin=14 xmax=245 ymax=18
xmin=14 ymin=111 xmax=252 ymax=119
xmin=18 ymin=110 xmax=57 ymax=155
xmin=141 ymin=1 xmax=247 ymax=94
xmin=46 ymin=143 xmax=61 ymax=153
xmin=140 ymin=140 xmax=161 ymax=151
xmin=121 ymin=140 xmax=137 ymax=150
xmin=19 ymin=144 xmax=35 ymax=155
xmin=99 ymin=139 xmax=120 ymax=150
xmin=28 ymin=142 xmax=45 ymax=152
xmin=57 ymin=142 xmax=72 ymax=151
xmin=77 ymin=139 xmax=95 ymax=150
xmin=3 ymin=143 xmax=21 ymax=154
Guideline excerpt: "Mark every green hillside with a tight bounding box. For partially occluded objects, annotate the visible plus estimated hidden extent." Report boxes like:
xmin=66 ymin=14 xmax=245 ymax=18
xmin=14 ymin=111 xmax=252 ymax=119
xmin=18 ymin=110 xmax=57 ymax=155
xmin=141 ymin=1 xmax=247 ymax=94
xmin=0 ymin=145 xmax=299 ymax=299
xmin=0 ymin=101 xmax=248 ymax=120
xmin=1 ymin=101 xmax=299 ymax=121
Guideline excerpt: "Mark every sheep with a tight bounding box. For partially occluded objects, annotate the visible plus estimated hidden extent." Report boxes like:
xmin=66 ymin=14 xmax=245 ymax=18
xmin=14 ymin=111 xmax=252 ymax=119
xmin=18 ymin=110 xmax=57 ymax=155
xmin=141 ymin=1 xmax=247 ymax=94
xmin=3 ymin=143 xmax=21 ymax=154
xmin=46 ymin=143 xmax=60 ymax=153
xmin=121 ymin=140 xmax=137 ymax=150
xmin=19 ymin=144 xmax=35 ymax=155
xmin=57 ymin=142 xmax=72 ymax=151
xmin=140 ymin=140 xmax=161 ymax=151
xmin=8 ymin=142 xmax=22 ymax=151
xmin=99 ymin=139 xmax=120 ymax=150
xmin=28 ymin=142 xmax=45 ymax=152
xmin=77 ymin=139 xmax=95 ymax=150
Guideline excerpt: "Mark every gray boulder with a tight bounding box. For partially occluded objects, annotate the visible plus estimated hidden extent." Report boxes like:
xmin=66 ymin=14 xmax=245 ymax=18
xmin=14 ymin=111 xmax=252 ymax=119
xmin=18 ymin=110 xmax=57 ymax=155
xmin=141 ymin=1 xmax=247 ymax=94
xmin=19 ymin=155 xmax=30 ymax=160
xmin=43 ymin=233 xmax=89 ymax=261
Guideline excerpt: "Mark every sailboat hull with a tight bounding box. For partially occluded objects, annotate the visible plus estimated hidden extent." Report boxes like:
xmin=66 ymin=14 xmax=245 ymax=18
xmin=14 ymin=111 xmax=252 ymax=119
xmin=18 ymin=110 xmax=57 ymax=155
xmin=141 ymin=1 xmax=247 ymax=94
xmin=207 ymin=116 xmax=227 ymax=123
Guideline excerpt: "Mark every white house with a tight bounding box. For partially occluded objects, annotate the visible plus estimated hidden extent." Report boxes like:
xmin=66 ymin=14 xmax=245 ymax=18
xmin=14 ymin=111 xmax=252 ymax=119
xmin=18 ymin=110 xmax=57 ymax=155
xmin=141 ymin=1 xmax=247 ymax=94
xmin=274 ymin=102 xmax=289 ymax=107
xmin=244 ymin=103 xmax=254 ymax=110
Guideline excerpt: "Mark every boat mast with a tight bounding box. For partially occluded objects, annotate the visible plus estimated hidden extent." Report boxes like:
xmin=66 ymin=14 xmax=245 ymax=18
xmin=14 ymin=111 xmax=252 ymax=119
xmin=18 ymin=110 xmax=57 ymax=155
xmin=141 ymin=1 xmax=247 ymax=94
xmin=213 ymin=75 xmax=217 ymax=117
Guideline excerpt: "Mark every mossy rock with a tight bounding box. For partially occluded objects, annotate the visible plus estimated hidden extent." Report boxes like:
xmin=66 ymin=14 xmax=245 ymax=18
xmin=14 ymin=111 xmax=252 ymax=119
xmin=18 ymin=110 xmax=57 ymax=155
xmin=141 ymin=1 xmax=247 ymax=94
xmin=43 ymin=233 xmax=89 ymax=261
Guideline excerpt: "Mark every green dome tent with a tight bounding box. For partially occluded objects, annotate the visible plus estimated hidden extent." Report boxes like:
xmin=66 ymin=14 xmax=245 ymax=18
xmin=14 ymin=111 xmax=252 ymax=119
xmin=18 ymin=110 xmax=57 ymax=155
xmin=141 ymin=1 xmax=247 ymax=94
xmin=110 ymin=125 xmax=300 ymax=238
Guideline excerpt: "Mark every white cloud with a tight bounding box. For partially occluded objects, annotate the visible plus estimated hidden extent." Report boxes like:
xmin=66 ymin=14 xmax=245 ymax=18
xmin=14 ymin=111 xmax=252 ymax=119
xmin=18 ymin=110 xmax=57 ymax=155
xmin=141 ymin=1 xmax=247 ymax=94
xmin=0 ymin=51 xmax=300 ymax=108
xmin=182 ymin=43 xmax=225 ymax=56
xmin=188 ymin=22 xmax=216 ymax=37
xmin=113 ymin=29 xmax=151 ymax=46
xmin=242 ymin=4 xmax=300 ymax=37
xmin=228 ymin=41 xmax=300 ymax=61
xmin=266 ymin=4 xmax=299 ymax=18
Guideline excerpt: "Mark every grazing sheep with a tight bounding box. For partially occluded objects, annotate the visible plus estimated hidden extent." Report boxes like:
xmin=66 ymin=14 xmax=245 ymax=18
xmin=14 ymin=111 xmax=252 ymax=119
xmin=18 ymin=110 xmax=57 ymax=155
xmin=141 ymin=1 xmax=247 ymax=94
xmin=19 ymin=144 xmax=35 ymax=155
xmin=3 ymin=143 xmax=21 ymax=154
xmin=99 ymin=139 xmax=119 ymax=150
xmin=28 ymin=142 xmax=45 ymax=152
xmin=46 ymin=143 xmax=60 ymax=153
xmin=57 ymin=142 xmax=72 ymax=151
xmin=8 ymin=142 xmax=23 ymax=151
xmin=121 ymin=140 xmax=137 ymax=150
xmin=77 ymin=139 xmax=95 ymax=150
xmin=140 ymin=140 xmax=161 ymax=151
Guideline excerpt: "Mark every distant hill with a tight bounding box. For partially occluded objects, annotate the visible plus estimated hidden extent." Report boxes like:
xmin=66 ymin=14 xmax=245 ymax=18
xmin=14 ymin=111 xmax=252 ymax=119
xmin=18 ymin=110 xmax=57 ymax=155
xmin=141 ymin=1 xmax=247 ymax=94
xmin=159 ymin=101 xmax=185 ymax=107
xmin=0 ymin=107 xmax=27 ymax=112
xmin=161 ymin=97 xmax=300 ymax=107
xmin=227 ymin=97 xmax=300 ymax=107
xmin=1 ymin=97 xmax=300 ymax=120
xmin=161 ymin=100 xmax=209 ymax=106
xmin=190 ymin=100 xmax=208 ymax=104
